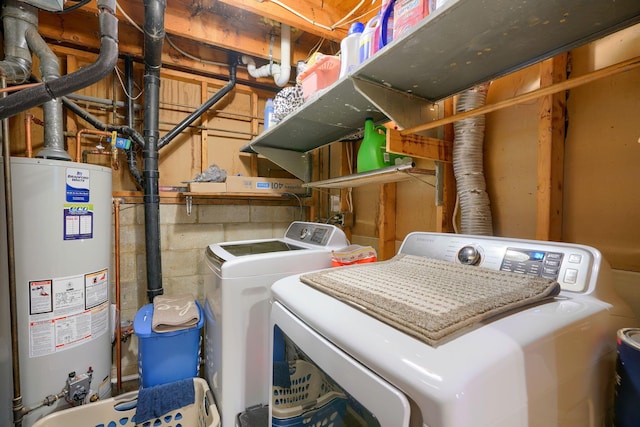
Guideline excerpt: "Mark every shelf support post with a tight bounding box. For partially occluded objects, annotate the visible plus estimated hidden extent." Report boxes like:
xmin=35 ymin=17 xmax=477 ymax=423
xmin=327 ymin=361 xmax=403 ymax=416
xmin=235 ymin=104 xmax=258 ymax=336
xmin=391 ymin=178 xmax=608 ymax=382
xmin=536 ymin=54 xmax=568 ymax=241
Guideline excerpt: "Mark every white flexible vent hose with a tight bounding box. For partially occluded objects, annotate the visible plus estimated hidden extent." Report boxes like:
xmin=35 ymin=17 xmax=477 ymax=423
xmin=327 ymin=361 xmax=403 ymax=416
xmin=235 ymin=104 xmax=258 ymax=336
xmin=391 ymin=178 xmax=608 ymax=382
xmin=453 ymin=84 xmax=493 ymax=236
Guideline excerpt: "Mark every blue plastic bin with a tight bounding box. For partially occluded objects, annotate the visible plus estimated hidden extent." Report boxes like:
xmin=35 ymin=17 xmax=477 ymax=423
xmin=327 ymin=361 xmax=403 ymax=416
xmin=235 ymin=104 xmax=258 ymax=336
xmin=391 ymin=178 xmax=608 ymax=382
xmin=134 ymin=301 xmax=204 ymax=388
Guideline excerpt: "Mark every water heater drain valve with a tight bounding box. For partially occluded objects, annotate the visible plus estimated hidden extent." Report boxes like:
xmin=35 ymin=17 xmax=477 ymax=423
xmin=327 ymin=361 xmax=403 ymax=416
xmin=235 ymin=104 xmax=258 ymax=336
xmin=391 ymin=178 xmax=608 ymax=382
xmin=66 ymin=367 xmax=94 ymax=405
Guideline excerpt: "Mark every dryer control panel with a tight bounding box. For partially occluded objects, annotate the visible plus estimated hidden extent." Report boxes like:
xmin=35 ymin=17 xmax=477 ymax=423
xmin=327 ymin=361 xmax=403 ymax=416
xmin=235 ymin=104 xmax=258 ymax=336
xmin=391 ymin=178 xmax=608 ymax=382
xmin=399 ymin=232 xmax=601 ymax=293
xmin=284 ymin=222 xmax=348 ymax=247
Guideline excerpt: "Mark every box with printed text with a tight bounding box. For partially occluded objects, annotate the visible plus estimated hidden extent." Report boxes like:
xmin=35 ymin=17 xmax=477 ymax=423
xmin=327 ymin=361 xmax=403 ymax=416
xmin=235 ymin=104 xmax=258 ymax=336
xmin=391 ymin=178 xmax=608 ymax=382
xmin=225 ymin=176 xmax=306 ymax=194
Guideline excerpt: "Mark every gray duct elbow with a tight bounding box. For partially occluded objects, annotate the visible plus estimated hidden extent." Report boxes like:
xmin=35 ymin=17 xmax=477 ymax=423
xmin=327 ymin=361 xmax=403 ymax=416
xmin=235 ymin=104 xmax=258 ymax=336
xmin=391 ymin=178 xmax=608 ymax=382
xmin=0 ymin=57 xmax=31 ymax=84
xmin=0 ymin=8 xmax=118 ymax=120
xmin=0 ymin=0 xmax=37 ymax=84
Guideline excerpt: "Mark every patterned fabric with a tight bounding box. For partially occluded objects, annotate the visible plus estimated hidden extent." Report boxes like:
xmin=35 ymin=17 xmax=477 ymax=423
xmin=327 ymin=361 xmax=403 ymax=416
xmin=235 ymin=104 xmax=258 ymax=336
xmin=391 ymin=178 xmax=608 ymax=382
xmin=273 ymin=85 xmax=305 ymax=121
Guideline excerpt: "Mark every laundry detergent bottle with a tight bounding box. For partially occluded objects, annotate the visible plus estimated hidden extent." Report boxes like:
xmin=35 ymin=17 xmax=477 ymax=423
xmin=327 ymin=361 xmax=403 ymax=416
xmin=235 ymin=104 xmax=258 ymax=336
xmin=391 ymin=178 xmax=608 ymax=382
xmin=357 ymin=118 xmax=388 ymax=172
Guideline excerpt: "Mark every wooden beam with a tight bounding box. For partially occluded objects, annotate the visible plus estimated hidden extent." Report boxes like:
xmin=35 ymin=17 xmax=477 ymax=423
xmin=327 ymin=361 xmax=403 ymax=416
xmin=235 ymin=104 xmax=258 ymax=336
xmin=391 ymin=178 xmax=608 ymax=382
xmin=387 ymin=128 xmax=452 ymax=162
xmin=215 ymin=0 xmax=357 ymax=41
xmin=536 ymin=54 xmax=567 ymax=241
xmin=436 ymin=97 xmax=456 ymax=233
xmin=404 ymin=55 xmax=640 ymax=135
xmin=378 ymin=183 xmax=397 ymax=260
xmin=37 ymin=2 xmax=322 ymax=77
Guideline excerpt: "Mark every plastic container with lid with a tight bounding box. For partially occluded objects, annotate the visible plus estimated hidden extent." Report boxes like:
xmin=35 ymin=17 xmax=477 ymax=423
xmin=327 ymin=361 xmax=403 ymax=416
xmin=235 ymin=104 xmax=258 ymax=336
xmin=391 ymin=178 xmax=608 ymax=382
xmin=339 ymin=22 xmax=364 ymax=78
xmin=359 ymin=13 xmax=381 ymax=63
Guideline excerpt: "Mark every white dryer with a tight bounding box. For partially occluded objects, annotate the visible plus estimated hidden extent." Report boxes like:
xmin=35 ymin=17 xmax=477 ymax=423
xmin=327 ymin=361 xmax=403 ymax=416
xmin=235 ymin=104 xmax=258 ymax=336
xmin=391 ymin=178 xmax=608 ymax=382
xmin=270 ymin=232 xmax=637 ymax=427
xmin=203 ymin=221 xmax=348 ymax=427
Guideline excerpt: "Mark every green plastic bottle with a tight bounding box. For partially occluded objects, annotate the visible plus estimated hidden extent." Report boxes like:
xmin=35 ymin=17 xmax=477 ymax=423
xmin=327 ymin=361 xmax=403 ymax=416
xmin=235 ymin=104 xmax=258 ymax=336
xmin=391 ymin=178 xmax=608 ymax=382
xmin=357 ymin=118 xmax=387 ymax=173
xmin=357 ymin=118 xmax=405 ymax=172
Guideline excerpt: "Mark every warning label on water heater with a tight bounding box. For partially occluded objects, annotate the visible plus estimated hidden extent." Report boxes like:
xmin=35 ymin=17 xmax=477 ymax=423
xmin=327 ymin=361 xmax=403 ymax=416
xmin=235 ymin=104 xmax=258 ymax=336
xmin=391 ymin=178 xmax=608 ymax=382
xmin=27 ymin=269 xmax=109 ymax=358
xmin=66 ymin=167 xmax=90 ymax=203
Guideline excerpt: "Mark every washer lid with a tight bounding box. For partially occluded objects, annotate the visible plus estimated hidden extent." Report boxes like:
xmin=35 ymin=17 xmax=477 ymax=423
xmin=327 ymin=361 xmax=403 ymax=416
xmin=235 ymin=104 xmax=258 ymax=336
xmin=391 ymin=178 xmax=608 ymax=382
xmin=220 ymin=240 xmax=305 ymax=257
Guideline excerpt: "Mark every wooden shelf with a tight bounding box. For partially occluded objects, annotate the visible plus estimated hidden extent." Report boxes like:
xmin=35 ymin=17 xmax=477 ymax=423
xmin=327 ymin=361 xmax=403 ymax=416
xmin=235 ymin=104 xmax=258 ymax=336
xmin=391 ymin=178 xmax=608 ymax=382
xmin=303 ymin=164 xmax=436 ymax=189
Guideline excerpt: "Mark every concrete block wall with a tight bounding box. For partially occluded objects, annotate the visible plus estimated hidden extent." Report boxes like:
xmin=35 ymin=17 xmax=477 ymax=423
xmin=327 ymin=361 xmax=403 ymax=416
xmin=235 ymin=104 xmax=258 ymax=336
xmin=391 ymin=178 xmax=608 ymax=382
xmin=111 ymin=202 xmax=303 ymax=380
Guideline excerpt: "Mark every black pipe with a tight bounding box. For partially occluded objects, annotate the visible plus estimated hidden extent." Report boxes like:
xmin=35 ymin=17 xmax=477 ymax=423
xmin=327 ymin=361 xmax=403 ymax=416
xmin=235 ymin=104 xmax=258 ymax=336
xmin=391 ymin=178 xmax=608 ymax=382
xmin=124 ymin=56 xmax=143 ymax=188
xmin=0 ymin=0 xmax=118 ymax=120
xmin=158 ymin=58 xmax=237 ymax=149
xmin=61 ymin=96 xmax=145 ymax=149
xmin=142 ymin=0 xmax=166 ymax=303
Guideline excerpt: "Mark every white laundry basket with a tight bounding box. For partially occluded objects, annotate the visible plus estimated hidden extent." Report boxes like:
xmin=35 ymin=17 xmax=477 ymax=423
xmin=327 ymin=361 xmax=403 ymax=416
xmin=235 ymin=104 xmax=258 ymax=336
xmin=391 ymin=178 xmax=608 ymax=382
xmin=32 ymin=378 xmax=219 ymax=427
xmin=272 ymin=360 xmax=347 ymax=427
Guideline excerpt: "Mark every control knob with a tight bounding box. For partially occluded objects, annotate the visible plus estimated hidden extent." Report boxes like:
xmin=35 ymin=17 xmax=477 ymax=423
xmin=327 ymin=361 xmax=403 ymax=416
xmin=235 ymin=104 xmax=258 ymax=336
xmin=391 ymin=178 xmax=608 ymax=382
xmin=458 ymin=245 xmax=482 ymax=266
xmin=299 ymin=227 xmax=309 ymax=239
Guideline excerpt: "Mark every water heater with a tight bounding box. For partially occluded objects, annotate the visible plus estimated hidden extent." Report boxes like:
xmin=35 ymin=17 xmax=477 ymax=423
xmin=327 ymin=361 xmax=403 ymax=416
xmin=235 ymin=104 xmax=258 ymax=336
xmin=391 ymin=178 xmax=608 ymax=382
xmin=0 ymin=157 xmax=112 ymax=426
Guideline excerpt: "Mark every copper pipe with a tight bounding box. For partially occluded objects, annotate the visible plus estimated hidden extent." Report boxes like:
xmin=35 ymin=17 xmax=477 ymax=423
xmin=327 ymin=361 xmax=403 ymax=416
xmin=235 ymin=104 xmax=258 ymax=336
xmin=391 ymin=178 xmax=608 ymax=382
xmin=76 ymin=128 xmax=112 ymax=162
xmin=23 ymin=113 xmax=43 ymax=158
xmin=113 ymin=198 xmax=122 ymax=393
xmin=0 ymin=82 xmax=41 ymax=94
xmin=24 ymin=114 xmax=32 ymax=158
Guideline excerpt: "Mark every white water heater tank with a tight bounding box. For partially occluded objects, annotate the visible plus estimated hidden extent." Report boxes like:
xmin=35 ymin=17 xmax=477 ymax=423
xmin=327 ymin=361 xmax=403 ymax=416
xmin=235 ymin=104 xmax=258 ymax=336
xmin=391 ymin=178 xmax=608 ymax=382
xmin=0 ymin=157 xmax=112 ymax=427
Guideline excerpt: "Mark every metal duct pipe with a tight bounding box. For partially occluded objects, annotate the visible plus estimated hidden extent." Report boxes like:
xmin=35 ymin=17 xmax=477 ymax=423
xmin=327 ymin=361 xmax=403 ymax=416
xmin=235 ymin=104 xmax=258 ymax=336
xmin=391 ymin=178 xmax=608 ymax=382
xmin=0 ymin=0 xmax=118 ymax=120
xmin=142 ymin=0 xmax=166 ymax=303
xmin=158 ymin=58 xmax=237 ymax=149
xmin=0 ymin=0 xmax=36 ymax=84
xmin=24 ymin=26 xmax=69 ymax=160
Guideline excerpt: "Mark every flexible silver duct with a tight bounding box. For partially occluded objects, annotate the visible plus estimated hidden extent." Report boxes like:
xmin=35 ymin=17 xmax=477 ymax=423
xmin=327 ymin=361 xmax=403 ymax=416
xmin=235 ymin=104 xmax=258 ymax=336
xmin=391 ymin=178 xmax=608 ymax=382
xmin=453 ymin=83 xmax=493 ymax=236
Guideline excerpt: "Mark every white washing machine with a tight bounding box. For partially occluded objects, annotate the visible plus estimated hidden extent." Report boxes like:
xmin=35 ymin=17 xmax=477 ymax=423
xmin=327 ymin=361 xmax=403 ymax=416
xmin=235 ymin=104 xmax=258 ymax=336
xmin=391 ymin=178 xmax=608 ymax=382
xmin=270 ymin=232 xmax=637 ymax=427
xmin=203 ymin=221 xmax=349 ymax=427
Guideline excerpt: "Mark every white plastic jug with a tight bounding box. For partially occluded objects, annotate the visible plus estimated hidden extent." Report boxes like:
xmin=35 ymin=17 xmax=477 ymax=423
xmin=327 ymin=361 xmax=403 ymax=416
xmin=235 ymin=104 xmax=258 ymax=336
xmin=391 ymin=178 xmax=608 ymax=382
xmin=359 ymin=13 xmax=380 ymax=63
xmin=339 ymin=22 xmax=364 ymax=78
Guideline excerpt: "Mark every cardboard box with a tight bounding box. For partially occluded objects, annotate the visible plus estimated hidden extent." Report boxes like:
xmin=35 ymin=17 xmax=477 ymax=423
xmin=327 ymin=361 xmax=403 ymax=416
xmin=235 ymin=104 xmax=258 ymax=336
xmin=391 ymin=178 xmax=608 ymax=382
xmin=225 ymin=176 xmax=306 ymax=194
xmin=188 ymin=182 xmax=227 ymax=193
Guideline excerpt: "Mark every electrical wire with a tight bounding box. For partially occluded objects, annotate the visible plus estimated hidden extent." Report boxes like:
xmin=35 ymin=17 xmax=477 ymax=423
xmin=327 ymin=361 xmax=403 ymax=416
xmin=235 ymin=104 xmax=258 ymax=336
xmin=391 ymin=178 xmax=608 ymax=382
xmin=115 ymin=1 xmax=143 ymax=33
xmin=113 ymin=66 xmax=143 ymax=101
xmin=270 ymin=0 xmax=377 ymax=31
xmin=331 ymin=0 xmax=369 ymax=29
xmin=52 ymin=0 xmax=92 ymax=14
xmin=116 ymin=1 xmax=230 ymax=68
xmin=165 ymin=35 xmax=230 ymax=67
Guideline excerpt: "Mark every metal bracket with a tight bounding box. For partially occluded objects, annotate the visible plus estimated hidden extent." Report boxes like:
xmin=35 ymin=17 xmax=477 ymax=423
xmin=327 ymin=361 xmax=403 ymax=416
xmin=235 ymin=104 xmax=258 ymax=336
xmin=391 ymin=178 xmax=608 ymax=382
xmin=252 ymin=146 xmax=313 ymax=182
xmin=185 ymin=195 xmax=192 ymax=215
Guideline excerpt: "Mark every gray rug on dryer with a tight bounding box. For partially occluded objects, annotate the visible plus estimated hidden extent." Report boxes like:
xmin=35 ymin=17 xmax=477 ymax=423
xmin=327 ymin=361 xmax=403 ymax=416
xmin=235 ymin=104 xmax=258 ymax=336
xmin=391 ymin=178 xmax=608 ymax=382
xmin=300 ymin=254 xmax=561 ymax=346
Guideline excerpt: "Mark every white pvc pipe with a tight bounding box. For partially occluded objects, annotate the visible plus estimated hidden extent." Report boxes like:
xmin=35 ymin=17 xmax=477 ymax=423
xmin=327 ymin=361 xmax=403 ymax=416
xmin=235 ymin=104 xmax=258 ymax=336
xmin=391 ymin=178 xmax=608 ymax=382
xmin=241 ymin=23 xmax=291 ymax=87
xmin=273 ymin=24 xmax=291 ymax=87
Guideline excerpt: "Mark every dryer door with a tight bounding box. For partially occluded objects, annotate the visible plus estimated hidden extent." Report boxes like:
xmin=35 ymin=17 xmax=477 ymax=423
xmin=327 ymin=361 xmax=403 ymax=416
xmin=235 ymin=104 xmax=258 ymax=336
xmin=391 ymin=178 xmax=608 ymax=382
xmin=271 ymin=302 xmax=411 ymax=427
